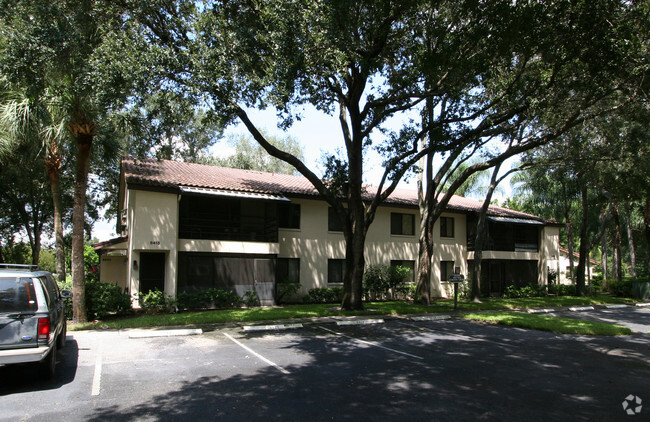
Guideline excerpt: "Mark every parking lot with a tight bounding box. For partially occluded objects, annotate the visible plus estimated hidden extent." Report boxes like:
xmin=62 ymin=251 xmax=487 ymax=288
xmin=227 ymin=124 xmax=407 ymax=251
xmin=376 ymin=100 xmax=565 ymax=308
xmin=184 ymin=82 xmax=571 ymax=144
xmin=1 ymin=309 xmax=648 ymax=421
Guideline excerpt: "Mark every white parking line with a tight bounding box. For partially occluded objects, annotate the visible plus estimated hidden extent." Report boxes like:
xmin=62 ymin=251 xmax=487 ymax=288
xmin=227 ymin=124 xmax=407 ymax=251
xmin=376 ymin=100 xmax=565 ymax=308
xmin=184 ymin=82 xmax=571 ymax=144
xmin=318 ymin=326 xmax=424 ymax=360
xmin=91 ymin=345 xmax=103 ymax=396
xmin=223 ymin=332 xmax=290 ymax=374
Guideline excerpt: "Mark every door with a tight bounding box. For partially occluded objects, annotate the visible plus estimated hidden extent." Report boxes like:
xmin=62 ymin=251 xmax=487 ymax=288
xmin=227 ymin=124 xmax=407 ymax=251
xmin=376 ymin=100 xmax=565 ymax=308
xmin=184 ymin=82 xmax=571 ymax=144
xmin=488 ymin=261 xmax=504 ymax=297
xmin=139 ymin=253 xmax=166 ymax=294
xmin=254 ymin=258 xmax=276 ymax=306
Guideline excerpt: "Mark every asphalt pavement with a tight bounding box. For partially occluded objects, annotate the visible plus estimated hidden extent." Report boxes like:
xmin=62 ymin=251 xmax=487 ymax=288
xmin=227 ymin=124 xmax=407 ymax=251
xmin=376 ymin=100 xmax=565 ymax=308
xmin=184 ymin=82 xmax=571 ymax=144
xmin=1 ymin=306 xmax=648 ymax=421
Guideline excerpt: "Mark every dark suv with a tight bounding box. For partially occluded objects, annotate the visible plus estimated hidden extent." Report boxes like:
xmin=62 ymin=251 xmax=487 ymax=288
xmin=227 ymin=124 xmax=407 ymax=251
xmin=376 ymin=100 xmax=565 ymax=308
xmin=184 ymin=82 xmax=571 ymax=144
xmin=0 ymin=264 xmax=71 ymax=379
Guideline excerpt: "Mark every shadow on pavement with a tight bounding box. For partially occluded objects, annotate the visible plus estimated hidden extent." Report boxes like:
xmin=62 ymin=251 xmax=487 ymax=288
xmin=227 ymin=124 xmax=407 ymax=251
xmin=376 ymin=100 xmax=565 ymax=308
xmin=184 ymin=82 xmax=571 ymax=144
xmin=0 ymin=337 xmax=79 ymax=396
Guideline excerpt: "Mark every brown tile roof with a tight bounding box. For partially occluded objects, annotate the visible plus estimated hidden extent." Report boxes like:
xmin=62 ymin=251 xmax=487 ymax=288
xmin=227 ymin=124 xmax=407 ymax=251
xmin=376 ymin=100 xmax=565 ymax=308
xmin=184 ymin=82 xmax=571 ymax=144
xmin=122 ymin=157 xmax=552 ymax=223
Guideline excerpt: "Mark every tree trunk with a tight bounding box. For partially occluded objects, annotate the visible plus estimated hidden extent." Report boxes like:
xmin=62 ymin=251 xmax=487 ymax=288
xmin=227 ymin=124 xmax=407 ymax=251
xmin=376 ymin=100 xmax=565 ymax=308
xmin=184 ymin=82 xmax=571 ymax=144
xmin=45 ymin=150 xmax=66 ymax=283
xmin=575 ymin=176 xmax=588 ymax=295
xmin=623 ymin=204 xmax=637 ymax=278
xmin=565 ymin=219 xmax=575 ymax=285
xmin=644 ymin=198 xmax=650 ymax=277
xmin=415 ymin=217 xmax=434 ymax=304
xmin=415 ymin=93 xmax=437 ymax=304
xmin=599 ymin=202 xmax=611 ymax=280
xmin=415 ymin=153 xmax=435 ymax=304
xmin=341 ymin=226 xmax=366 ymax=310
xmin=612 ymin=202 xmax=623 ymax=283
xmin=71 ymin=131 xmax=93 ymax=323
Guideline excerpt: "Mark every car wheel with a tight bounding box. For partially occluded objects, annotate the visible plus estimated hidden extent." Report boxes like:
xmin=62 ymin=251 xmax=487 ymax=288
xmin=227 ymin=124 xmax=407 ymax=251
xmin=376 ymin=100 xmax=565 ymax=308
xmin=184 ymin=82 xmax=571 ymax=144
xmin=57 ymin=322 xmax=67 ymax=349
xmin=38 ymin=343 xmax=57 ymax=380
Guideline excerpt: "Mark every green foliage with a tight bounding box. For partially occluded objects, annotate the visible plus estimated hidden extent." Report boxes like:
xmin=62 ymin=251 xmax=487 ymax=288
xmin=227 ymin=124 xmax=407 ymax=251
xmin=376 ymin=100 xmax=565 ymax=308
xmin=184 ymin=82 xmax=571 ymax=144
xmin=58 ymin=279 xmax=73 ymax=321
xmin=362 ymin=265 xmax=413 ymax=301
xmin=84 ymin=244 xmax=100 ymax=282
xmin=605 ymin=279 xmax=633 ymax=298
xmin=0 ymin=241 xmax=32 ymax=265
xmin=85 ymin=280 xmax=133 ymax=320
xmin=58 ymin=278 xmax=131 ymax=320
xmin=38 ymin=248 xmax=57 ymax=274
xmin=209 ymin=132 xmax=305 ymax=175
xmin=502 ymin=285 xmax=540 ymax=299
xmin=304 ymin=287 xmax=344 ymax=304
xmin=176 ymin=288 xmax=241 ymax=310
xmin=277 ymin=283 xmax=301 ymax=304
xmin=139 ymin=289 xmax=176 ymax=314
xmin=548 ymin=284 xmax=578 ymax=296
xmin=457 ymin=280 xmax=472 ymax=300
xmin=242 ymin=290 xmax=260 ymax=307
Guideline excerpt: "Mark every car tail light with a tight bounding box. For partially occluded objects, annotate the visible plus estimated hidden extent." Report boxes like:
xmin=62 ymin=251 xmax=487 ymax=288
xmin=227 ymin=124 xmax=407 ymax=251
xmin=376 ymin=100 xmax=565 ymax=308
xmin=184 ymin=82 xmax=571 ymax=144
xmin=38 ymin=317 xmax=51 ymax=341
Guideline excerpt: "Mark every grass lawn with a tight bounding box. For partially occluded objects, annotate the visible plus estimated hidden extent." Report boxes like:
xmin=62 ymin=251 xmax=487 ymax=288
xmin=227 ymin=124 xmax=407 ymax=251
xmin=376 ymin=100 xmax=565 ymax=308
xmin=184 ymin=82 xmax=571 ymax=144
xmin=461 ymin=311 xmax=632 ymax=336
xmin=70 ymin=294 xmax=637 ymax=331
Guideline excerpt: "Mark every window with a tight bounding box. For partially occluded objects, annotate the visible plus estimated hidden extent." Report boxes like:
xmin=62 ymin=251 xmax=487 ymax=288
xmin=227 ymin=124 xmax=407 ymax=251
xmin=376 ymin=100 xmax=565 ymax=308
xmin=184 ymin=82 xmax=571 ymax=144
xmin=179 ymin=195 xmax=278 ymax=242
xmin=327 ymin=259 xmax=346 ymax=283
xmin=277 ymin=258 xmax=300 ymax=283
xmin=279 ymin=203 xmax=300 ymax=229
xmin=440 ymin=217 xmax=455 ymax=238
xmin=391 ymin=213 xmax=415 ymax=236
xmin=328 ymin=207 xmax=344 ymax=232
xmin=440 ymin=261 xmax=455 ymax=282
xmin=0 ymin=277 xmax=37 ymax=312
xmin=390 ymin=260 xmax=415 ymax=282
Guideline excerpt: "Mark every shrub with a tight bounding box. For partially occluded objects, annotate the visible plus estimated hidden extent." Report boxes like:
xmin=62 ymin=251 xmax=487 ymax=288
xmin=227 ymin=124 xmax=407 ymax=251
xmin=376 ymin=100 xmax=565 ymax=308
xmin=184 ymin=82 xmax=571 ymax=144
xmin=304 ymin=287 xmax=343 ymax=303
xmin=58 ymin=279 xmax=73 ymax=320
xmin=393 ymin=283 xmax=417 ymax=301
xmin=548 ymin=284 xmax=577 ymax=296
xmin=85 ymin=279 xmax=132 ymax=319
xmin=277 ymin=283 xmax=301 ymax=304
xmin=363 ymin=265 xmax=412 ymax=301
xmin=457 ymin=280 xmax=471 ymax=300
xmin=176 ymin=288 xmax=242 ymax=310
xmin=139 ymin=289 xmax=176 ymax=314
xmin=606 ymin=278 xmax=633 ymax=297
xmin=502 ymin=284 xmax=547 ymax=298
xmin=58 ymin=278 xmax=132 ymax=320
xmin=243 ymin=290 xmax=260 ymax=307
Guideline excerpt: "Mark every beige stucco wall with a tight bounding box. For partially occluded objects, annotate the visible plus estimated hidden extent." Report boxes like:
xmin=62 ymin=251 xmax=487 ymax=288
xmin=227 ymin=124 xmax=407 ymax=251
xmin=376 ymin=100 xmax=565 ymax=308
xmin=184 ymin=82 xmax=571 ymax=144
xmin=278 ymin=199 xmax=468 ymax=298
xmin=538 ymin=226 xmax=560 ymax=285
xmin=127 ymin=189 xmax=179 ymax=302
xmin=99 ymin=255 xmax=128 ymax=291
xmin=120 ymin=186 xmax=560 ymax=301
xmin=178 ymin=239 xmax=279 ymax=255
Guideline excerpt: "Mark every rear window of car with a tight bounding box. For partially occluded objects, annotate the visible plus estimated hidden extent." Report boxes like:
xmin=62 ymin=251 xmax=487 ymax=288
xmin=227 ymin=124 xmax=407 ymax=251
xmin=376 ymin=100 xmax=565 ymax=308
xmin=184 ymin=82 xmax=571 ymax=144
xmin=0 ymin=277 xmax=38 ymax=313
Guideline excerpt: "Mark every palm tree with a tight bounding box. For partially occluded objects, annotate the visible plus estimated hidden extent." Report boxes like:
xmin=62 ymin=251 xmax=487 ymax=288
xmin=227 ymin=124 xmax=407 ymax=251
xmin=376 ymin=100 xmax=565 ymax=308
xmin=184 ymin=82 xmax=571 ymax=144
xmin=0 ymin=83 xmax=68 ymax=279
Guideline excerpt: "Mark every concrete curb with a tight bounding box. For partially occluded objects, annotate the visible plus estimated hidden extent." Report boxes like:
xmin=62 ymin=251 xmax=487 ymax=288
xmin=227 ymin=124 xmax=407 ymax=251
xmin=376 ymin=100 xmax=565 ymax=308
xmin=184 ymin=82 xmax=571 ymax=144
xmin=526 ymin=309 xmax=557 ymax=314
xmin=243 ymin=323 xmax=304 ymax=332
xmin=409 ymin=315 xmax=452 ymax=321
xmin=127 ymin=328 xmax=203 ymax=339
xmin=568 ymin=306 xmax=595 ymax=312
xmin=337 ymin=318 xmax=385 ymax=326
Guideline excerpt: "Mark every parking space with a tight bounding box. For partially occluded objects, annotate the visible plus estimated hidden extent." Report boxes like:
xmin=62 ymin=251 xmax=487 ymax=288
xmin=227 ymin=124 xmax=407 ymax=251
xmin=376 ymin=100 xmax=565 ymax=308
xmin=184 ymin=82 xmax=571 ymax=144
xmin=1 ymin=313 xmax=648 ymax=421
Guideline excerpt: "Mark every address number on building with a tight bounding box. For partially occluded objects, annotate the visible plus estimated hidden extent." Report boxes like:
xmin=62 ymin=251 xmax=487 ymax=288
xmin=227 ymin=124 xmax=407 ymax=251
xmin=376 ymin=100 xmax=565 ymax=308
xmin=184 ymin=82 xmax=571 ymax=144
xmin=149 ymin=241 xmax=160 ymax=246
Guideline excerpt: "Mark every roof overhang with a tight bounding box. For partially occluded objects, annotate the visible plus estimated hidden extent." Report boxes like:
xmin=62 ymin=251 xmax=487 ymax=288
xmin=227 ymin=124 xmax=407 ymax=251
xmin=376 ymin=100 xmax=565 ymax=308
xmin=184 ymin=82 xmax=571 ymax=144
xmin=179 ymin=186 xmax=290 ymax=202
xmin=487 ymin=216 xmax=544 ymax=226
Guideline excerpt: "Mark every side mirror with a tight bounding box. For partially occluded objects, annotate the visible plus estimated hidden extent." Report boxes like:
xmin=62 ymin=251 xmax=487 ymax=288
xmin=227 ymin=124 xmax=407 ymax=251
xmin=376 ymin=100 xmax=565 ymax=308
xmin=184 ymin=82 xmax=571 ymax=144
xmin=60 ymin=290 xmax=73 ymax=299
